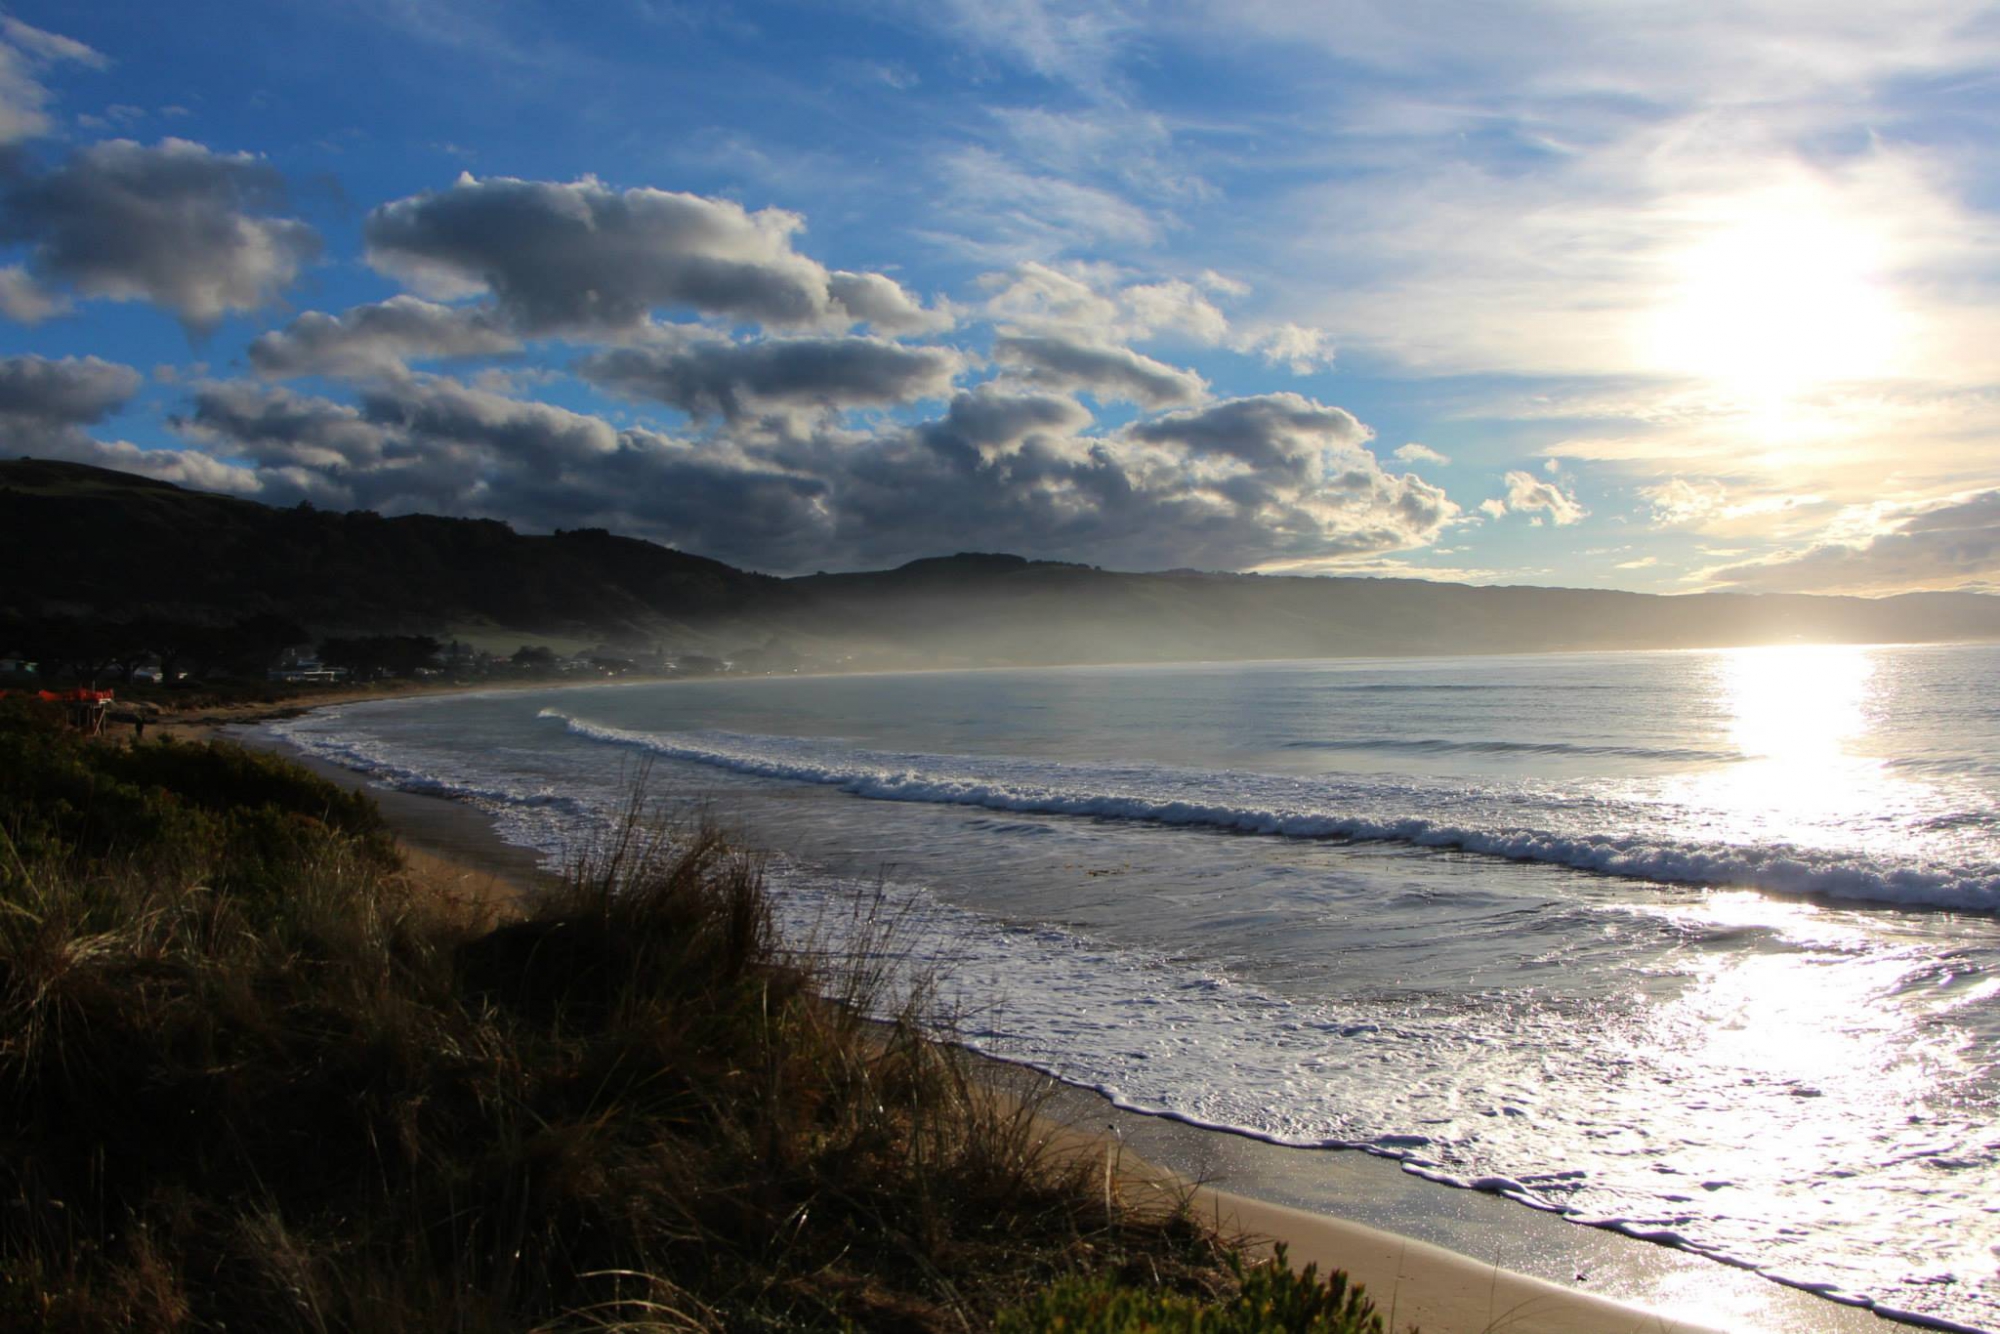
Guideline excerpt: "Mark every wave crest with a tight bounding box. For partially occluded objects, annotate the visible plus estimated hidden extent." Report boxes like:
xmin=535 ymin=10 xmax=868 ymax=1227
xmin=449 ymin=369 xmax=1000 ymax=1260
xmin=540 ymin=711 xmax=2000 ymax=914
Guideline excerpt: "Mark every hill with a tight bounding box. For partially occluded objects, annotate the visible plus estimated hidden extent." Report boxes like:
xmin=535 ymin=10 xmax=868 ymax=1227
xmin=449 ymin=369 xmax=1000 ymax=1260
xmin=8 ymin=457 xmax=2000 ymax=668
xmin=1 ymin=458 xmax=787 ymax=645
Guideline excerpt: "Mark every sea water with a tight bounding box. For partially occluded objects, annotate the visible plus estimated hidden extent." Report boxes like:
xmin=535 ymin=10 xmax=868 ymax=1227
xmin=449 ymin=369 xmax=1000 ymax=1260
xmin=269 ymin=643 xmax=2000 ymax=1330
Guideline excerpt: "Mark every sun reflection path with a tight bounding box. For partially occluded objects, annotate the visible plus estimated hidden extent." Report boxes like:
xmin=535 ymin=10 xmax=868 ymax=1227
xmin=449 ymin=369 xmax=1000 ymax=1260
xmin=1611 ymin=889 xmax=1997 ymax=1303
xmin=1660 ymin=645 xmax=1919 ymax=856
xmin=1603 ymin=649 xmax=2000 ymax=1308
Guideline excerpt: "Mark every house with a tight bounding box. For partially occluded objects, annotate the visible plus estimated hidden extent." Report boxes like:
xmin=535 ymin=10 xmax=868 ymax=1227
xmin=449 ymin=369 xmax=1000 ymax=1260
xmin=267 ymin=646 xmax=349 ymax=684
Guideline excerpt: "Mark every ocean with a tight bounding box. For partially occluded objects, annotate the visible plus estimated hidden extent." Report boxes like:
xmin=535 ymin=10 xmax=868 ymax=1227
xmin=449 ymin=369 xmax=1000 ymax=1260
xmin=268 ymin=642 xmax=2000 ymax=1331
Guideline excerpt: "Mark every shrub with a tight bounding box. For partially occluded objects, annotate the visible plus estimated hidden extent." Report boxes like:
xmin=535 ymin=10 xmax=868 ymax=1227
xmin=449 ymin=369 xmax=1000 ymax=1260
xmin=996 ymin=1249 xmax=1384 ymax=1333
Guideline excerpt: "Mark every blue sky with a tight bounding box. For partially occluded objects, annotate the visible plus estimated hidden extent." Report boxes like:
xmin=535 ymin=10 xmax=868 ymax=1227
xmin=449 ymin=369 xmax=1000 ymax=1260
xmin=4 ymin=0 xmax=1999 ymax=591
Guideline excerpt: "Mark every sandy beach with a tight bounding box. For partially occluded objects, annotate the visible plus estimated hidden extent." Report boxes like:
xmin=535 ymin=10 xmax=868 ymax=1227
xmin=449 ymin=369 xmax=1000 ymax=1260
xmin=207 ymin=689 xmax=1924 ymax=1334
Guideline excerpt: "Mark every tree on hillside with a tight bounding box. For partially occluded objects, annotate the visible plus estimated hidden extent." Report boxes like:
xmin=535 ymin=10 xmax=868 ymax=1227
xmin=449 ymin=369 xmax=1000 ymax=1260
xmin=320 ymin=635 xmax=443 ymax=680
xmin=207 ymin=615 xmax=312 ymax=679
xmin=510 ymin=644 xmax=559 ymax=674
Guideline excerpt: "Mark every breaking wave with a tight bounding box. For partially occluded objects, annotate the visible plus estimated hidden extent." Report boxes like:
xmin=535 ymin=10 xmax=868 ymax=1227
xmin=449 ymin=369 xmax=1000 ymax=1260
xmin=539 ymin=710 xmax=2000 ymax=914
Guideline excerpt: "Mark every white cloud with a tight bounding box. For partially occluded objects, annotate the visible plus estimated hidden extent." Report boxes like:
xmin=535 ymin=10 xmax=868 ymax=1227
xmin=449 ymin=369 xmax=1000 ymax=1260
xmin=1 ymin=18 xmax=108 ymax=69
xmin=0 ymin=265 xmax=67 ymax=323
xmin=1705 ymin=489 xmax=2000 ymax=593
xmin=2 ymin=138 xmax=320 ymax=330
xmin=250 ymin=297 xmax=520 ymax=379
xmin=1395 ymin=442 xmax=1450 ymax=466
xmin=1497 ymin=469 xmax=1586 ymax=524
xmin=580 ymin=335 xmax=965 ymax=422
xmin=1643 ymin=476 xmax=1726 ymax=525
xmin=1641 ymin=476 xmax=1828 ymax=530
xmin=979 ymin=261 xmax=1329 ymax=377
xmin=1234 ymin=321 xmax=1332 ymax=374
xmin=365 ymin=173 xmax=943 ymax=336
xmin=158 ymin=374 xmax=1459 ymax=575
xmin=992 ymin=333 xmax=1206 ymax=407
xmin=0 ymin=19 xmax=104 ymax=146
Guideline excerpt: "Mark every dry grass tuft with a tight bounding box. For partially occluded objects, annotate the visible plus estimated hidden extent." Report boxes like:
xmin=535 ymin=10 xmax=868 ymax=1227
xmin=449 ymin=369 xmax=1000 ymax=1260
xmin=0 ymin=699 xmax=1261 ymax=1332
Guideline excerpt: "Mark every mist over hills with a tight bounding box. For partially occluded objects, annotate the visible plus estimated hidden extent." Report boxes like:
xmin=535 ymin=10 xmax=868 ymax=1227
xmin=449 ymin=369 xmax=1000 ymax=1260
xmin=10 ymin=458 xmax=2000 ymax=669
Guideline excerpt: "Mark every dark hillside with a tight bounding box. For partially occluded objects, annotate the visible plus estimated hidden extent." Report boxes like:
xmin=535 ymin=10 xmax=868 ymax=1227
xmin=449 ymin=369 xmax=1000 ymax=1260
xmin=9 ymin=458 xmax=2000 ymax=667
xmin=1 ymin=458 xmax=786 ymax=638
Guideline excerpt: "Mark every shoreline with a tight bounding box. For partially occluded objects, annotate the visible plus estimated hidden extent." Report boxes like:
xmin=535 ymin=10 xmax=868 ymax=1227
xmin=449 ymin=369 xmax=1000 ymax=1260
xmin=223 ymin=692 xmax=1921 ymax=1334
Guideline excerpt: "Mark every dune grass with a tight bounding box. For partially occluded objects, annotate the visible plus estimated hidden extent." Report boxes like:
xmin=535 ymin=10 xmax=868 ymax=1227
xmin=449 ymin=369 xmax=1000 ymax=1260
xmin=0 ymin=698 xmax=1385 ymax=1332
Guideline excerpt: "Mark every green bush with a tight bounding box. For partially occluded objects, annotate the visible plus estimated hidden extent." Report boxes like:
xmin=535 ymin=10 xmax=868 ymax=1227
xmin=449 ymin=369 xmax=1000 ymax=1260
xmin=996 ymin=1249 xmax=1385 ymax=1333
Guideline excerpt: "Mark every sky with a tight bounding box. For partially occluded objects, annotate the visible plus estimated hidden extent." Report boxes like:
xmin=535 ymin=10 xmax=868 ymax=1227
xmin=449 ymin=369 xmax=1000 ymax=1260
xmin=4 ymin=0 xmax=1999 ymax=594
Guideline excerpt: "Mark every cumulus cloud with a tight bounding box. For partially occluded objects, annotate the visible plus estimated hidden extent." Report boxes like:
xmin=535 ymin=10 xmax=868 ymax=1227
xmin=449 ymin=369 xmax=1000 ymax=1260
xmin=0 ymin=351 xmax=255 ymax=491
xmin=1707 ymin=491 xmax=2000 ymax=594
xmin=979 ymin=261 xmax=1332 ymax=378
xmin=981 ymin=261 xmax=1123 ymax=336
xmin=1234 ymin=322 xmax=1332 ymax=374
xmin=762 ymin=388 xmax=1454 ymax=572
xmin=1 ymin=138 xmax=321 ymax=330
xmin=149 ymin=373 xmax=1458 ymax=574
xmin=1129 ymin=393 xmax=1367 ymax=478
xmin=0 ymin=264 xmax=67 ymax=323
xmin=1494 ymin=469 xmax=1586 ymax=524
xmin=44 ymin=435 xmax=261 ymax=493
xmin=1117 ymin=276 xmax=1230 ymax=343
xmin=0 ymin=353 xmax=140 ymax=432
xmin=826 ymin=271 xmax=956 ymax=335
xmin=175 ymin=375 xmax=832 ymax=555
xmin=179 ymin=380 xmax=401 ymax=473
xmin=579 ymin=335 xmax=963 ymax=421
xmin=364 ymin=174 xmax=941 ymax=335
xmin=917 ymin=385 xmax=1094 ymax=457
xmin=1642 ymin=476 xmax=1725 ymax=525
xmin=249 ymin=297 xmax=521 ymax=379
xmin=1395 ymin=442 xmax=1450 ymax=466
xmin=992 ymin=332 xmax=1205 ymax=407
xmin=982 ymin=261 xmax=1245 ymax=347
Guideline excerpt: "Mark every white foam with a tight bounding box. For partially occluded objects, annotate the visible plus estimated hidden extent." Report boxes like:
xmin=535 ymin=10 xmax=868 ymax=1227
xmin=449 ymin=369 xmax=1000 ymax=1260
xmin=541 ymin=712 xmax=2000 ymax=914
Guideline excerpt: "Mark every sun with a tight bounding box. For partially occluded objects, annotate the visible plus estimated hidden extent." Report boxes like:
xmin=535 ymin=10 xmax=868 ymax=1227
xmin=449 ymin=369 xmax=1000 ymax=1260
xmin=1641 ymin=192 xmax=1906 ymax=400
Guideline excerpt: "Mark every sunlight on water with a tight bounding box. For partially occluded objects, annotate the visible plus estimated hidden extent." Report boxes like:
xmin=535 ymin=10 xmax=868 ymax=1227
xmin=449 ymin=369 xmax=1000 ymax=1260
xmin=1662 ymin=645 xmax=1922 ymax=856
xmin=1720 ymin=643 xmax=1875 ymax=762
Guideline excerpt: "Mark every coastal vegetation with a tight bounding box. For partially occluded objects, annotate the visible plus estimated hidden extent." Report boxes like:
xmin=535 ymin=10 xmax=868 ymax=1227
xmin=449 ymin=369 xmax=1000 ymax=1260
xmin=0 ymin=699 xmax=1386 ymax=1332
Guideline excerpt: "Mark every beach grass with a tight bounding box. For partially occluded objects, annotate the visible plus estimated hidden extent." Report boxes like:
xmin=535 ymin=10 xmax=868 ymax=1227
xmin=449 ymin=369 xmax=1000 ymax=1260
xmin=0 ymin=697 xmax=1386 ymax=1332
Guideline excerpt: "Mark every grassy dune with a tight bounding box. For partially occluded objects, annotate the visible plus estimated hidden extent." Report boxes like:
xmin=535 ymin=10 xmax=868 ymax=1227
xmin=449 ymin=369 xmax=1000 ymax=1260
xmin=0 ymin=699 xmax=1384 ymax=1332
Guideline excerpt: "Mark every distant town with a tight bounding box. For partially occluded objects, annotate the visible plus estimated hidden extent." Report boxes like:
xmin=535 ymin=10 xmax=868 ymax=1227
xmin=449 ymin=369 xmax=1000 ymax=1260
xmin=0 ymin=629 xmax=819 ymax=693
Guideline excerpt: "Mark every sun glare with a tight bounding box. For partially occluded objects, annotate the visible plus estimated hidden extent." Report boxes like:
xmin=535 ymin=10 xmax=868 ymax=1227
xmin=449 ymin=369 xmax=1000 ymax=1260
xmin=1720 ymin=642 xmax=1873 ymax=762
xmin=1643 ymin=202 xmax=1904 ymax=401
xmin=1667 ymin=644 xmax=1891 ymax=846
